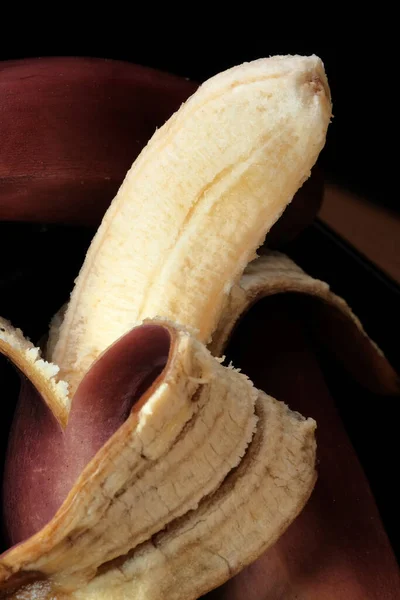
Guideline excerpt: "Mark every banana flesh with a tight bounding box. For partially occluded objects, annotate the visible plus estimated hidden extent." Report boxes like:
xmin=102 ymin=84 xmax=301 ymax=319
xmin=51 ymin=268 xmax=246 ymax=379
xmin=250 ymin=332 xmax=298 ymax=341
xmin=3 ymin=55 xmax=378 ymax=599
xmin=50 ymin=54 xmax=332 ymax=396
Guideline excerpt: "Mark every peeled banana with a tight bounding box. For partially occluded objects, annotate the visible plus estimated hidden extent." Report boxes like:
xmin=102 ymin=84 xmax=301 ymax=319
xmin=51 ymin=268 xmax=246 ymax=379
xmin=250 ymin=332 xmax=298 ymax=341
xmin=2 ymin=55 xmax=394 ymax=600
xmin=50 ymin=54 xmax=332 ymax=396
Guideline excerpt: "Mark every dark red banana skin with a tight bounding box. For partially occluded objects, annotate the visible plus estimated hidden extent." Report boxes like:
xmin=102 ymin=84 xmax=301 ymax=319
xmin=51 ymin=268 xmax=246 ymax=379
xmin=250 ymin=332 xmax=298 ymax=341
xmin=0 ymin=57 xmax=323 ymax=247
xmin=2 ymin=323 xmax=170 ymax=547
xmin=1 ymin=57 xmax=398 ymax=598
xmin=0 ymin=57 xmax=197 ymax=227
xmin=204 ymin=297 xmax=400 ymax=600
xmin=2 ymin=300 xmax=399 ymax=599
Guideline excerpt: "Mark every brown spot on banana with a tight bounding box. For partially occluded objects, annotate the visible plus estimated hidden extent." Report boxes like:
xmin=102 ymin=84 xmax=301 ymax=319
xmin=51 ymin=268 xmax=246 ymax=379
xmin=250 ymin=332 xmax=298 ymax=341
xmin=3 ymin=324 xmax=171 ymax=545
xmin=68 ymin=394 xmax=316 ymax=600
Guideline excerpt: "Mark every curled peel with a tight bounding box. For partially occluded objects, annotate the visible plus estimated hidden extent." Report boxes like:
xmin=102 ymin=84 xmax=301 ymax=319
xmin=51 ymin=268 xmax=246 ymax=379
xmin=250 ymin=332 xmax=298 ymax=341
xmin=1 ymin=255 xmax=398 ymax=598
xmin=1 ymin=321 xmax=261 ymax=594
xmin=212 ymin=252 xmax=399 ymax=395
xmin=53 ymin=256 xmax=398 ymax=600
xmin=0 ymin=320 xmax=316 ymax=599
xmin=1 ymin=54 xmax=396 ymax=599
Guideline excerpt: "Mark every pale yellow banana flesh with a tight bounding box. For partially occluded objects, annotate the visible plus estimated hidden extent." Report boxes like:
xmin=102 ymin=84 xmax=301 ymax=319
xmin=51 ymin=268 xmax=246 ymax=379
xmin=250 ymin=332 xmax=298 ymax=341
xmin=0 ymin=56 xmax=343 ymax=600
xmin=50 ymin=55 xmax=332 ymax=396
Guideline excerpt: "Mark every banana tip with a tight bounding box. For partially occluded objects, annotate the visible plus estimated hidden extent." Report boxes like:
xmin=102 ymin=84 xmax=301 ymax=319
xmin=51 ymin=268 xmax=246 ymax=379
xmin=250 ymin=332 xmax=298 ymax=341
xmin=306 ymin=55 xmax=332 ymax=105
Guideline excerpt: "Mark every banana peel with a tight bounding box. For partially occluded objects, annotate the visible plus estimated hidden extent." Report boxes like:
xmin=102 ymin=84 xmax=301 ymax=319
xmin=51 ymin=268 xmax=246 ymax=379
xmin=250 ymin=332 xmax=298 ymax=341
xmin=0 ymin=252 xmax=398 ymax=599
xmin=204 ymin=294 xmax=400 ymax=599
xmin=0 ymin=55 xmax=398 ymax=599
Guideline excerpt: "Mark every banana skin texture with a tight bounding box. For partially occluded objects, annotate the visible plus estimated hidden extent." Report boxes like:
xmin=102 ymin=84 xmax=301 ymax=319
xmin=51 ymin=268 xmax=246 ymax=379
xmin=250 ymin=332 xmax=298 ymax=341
xmin=0 ymin=55 xmax=398 ymax=599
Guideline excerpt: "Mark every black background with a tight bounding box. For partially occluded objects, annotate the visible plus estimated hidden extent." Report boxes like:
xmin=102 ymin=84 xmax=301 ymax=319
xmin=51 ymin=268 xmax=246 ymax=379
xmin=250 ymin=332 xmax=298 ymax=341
xmin=0 ymin=35 xmax=394 ymax=211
